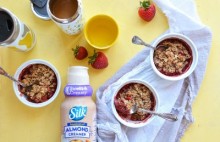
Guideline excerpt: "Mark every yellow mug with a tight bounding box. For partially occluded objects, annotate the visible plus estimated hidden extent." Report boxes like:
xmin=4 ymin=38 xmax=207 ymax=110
xmin=84 ymin=14 xmax=119 ymax=50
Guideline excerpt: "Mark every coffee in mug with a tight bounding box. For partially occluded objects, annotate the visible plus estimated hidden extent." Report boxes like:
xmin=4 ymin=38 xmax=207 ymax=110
xmin=47 ymin=0 xmax=83 ymax=35
xmin=0 ymin=7 xmax=36 ymax=51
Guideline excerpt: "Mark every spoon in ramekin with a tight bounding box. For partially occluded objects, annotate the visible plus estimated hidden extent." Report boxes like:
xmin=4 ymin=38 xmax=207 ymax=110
xmin=0 ymin=66 xmax=27 ymax=87
xmin=130 ymin=104 xmax=178 ymax=121
xmin=132 ymin=35 xmax=168 ymax=50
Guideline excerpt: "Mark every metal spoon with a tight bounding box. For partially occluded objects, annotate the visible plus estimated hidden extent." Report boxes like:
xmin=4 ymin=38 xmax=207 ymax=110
xmin=0 ymin=66 xmax=27 ymax=87
xmin=130 ymin=104 xmax=178 ymax=122
xmin=132 ymin=35 xmax=168 ymax=50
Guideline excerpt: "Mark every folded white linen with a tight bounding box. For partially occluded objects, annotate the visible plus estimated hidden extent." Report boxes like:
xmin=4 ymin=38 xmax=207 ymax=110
xmin=96 ymin=0 xmax=212 ymax=142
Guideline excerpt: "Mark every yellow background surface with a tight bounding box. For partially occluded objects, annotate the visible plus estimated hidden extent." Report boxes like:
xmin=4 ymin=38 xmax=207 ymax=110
xmin=0 ymin=0 xmax=219 ymax=142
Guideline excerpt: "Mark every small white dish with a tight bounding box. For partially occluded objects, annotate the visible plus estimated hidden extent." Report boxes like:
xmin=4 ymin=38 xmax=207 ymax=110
xmin=13 ymin=59 xmax=61 ymax=108
xmin=111 ymin=79 xmax=159 ymax=128
xmin=150 ymin=33 xmax=198 ymax=81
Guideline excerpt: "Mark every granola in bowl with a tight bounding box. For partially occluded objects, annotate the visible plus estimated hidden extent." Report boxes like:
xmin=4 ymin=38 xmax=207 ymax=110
xmin=112 ymin=80 xmax=159 ymax=128
xmin=150 ymin=33 xmax=198 ymax=81
xmin=19 ymin=64 xmax=57 ymax=103
xmin=13 ymin=59 xmax=61 ymax=107
xmin=153 ymin=38 xmax=192 ymax=76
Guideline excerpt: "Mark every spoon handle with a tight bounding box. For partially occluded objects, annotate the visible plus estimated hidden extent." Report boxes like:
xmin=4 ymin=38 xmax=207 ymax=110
xmin=0 ymin=66 xmax=7 ymax=75
xmin=139 ymin=108 xmax=178 ymax=121
xmin=0 ymin=66 xmax=26 ymax=87
xmin=132 ymin=36 xmax=155 ymax=49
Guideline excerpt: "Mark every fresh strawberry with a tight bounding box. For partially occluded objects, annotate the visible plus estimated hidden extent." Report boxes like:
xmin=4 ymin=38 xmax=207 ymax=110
xmin=72 ymin=45 xmax=88 ymax=60
xmin=88 ymin=50 xmax=108 ymax=69
xmin=138 ymin=0 xmax=156 ymax=22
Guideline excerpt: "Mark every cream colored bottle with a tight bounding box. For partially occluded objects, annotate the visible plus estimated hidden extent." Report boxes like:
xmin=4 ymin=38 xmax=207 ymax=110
xmin=61 ymin=66 xmax=96 ymax=142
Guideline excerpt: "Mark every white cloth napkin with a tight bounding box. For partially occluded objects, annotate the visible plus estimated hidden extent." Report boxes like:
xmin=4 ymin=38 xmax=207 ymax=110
xmin=96 ymin=0 xmax=212 ymax=142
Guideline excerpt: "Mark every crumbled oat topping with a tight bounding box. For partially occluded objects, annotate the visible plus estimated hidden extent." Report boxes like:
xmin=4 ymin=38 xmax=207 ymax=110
xmin=19 ymin=64 xmax=57 ymax=103
xmin=114 ymin=83 xmax=155 ymax=121
xmin=153 ymin=38 xmax=192 ymax=76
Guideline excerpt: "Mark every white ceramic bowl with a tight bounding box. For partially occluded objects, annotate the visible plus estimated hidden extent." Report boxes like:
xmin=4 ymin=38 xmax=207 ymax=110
xmin=13 ymin=59 xmax=61 ymax=108
xmin=111 ymin=79 xmax=159 ymax=128
xmin=150 ymin=33 xmax=198 ymax=81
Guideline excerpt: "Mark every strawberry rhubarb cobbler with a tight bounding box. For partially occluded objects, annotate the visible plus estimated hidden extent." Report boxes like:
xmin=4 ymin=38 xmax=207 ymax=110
xmin=153 ymin=38 xmax=192 ymax=76
xmin=114 ymin=83 xmax=156 ymax=121
xmin=18 ymin=64 xmax=57 ymax=103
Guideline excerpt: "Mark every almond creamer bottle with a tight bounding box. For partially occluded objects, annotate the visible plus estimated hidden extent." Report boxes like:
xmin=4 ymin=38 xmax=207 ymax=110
xmin=61 ymin=66 xmax=96 ymax=142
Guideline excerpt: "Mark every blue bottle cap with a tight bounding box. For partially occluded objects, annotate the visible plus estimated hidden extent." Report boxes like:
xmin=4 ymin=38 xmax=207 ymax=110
xmin=30 ymin=0 xmax=50 ymax=20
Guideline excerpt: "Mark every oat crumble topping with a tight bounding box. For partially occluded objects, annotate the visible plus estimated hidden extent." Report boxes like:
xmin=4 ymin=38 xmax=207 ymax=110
xmin=19 ymin=64 xmax=57 ymax=103
xmin=114 ymin=83 xmax=155 ymax=121
xmin=153 ymin=38 xmax=192 ymax=76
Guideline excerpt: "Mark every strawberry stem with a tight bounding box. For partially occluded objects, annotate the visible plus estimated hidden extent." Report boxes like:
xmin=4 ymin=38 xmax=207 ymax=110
xmin=73 ymin=45 xmax=80 ymax=57
xmin=88 ymin=50 xmax=98 ymax=64
xmin=140 ymin=0 xmax=150 ymax=10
